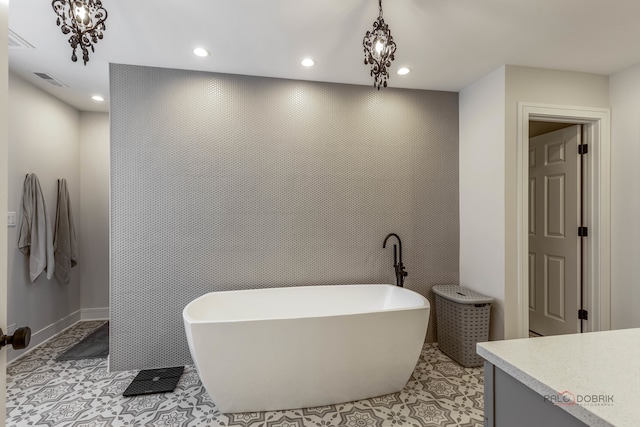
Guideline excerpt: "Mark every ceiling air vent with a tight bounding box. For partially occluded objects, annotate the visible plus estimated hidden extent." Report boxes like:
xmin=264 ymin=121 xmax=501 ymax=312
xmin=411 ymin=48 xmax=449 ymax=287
xmin=34 ymin=72 xmax=68 ymax=88
xmin=8 ymin=29 xmax=35 ymax=49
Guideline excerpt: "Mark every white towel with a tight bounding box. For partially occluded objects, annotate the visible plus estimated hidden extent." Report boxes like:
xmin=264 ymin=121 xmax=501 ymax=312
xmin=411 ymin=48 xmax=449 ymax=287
xmin=54 ymin=178 xmax=78 ymax=284
xmin=18 ymin=173 xmax=55 ymax=282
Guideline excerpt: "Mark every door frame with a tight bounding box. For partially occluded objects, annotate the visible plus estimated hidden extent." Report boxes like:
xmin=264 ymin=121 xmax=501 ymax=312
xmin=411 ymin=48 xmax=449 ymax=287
xmin=1 ymin=1 xmax=8 ymax=425
xmin=516 ymin=102 xmax=611 ymax=337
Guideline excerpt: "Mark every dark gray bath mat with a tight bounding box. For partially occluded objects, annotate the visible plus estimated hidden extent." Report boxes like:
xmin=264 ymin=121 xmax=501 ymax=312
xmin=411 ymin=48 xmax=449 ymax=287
xmin=122 ymin=366 xmax=184 ymax=397
xmin=56 ymin=322 xmax=109 ymax=361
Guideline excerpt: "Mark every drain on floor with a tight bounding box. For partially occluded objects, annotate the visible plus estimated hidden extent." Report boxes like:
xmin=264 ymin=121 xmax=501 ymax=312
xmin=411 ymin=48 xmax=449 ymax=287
xmin=122 ymin=366 xmax=184 ymax=397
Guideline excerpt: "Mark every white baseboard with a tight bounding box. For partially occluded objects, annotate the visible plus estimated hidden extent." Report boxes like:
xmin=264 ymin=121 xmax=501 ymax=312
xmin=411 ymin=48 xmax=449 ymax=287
xmin=81 ymin=307 xmax=110 ymax=321
xmin=7 ymin=307 xmax=110 ymax=364
xmin=7 ymin=309 xmax=81 ymax=364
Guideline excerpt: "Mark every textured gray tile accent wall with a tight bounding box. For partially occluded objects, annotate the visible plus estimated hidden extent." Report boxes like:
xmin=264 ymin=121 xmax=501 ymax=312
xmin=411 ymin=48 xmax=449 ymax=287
xmin=110 ymin=64 xmax=459 ymax=371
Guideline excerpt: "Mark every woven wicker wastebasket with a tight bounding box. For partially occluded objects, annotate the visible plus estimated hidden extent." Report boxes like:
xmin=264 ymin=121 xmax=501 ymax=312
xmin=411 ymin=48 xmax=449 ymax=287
xmin=433 ymin=285 xmax=493 ymax=368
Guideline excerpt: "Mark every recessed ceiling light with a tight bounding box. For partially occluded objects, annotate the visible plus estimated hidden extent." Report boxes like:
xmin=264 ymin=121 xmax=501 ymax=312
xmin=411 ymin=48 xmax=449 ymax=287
xmin=301 ymin=58 xmax=315 ymax=67
xmin=91 ymin=95 xmax=105 ymax=102
xmin=193 ymin=47 xmax=210 ymax=57
xmin=397 ymin=67 xmax=410 ymax=75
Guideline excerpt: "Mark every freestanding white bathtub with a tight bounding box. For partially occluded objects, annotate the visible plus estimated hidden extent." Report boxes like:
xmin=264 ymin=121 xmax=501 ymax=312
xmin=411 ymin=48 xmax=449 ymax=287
xmin=183 ymin=284 xmax=429 ymax=413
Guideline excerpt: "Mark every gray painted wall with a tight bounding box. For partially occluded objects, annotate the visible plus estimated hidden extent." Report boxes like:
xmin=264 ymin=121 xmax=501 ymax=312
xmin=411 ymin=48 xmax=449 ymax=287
xmin=7 ymin=72 xmax=81 ymax=355
xmin=110 ymin=64 xmax=459 ymax=371
xmin=79 ymin=112 xmax=110 ymax=312
xmin=610 ymin=63 xmax=640 ymax=329
xmin=7 ymin=75 xmax=110 ymax=363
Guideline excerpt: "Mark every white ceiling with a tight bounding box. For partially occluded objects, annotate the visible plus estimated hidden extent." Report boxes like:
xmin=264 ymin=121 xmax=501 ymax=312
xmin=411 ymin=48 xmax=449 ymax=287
xmin=8 ymin=0 xmax=640 ymax=113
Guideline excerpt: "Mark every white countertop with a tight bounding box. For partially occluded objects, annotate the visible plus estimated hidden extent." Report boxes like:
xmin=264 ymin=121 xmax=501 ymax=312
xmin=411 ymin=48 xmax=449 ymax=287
xmin=477 ymin=328 xmax=640 ymax=427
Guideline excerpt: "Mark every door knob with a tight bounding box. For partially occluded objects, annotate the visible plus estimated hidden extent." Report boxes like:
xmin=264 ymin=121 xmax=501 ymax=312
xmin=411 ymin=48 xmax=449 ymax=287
xmin=0 ymin=326 xmax=31 ymax=350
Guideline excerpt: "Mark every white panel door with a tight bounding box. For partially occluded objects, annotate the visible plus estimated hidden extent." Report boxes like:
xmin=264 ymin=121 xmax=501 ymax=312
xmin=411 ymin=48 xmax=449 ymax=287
xmin=529 ymin=125 xmax=581 ymax=336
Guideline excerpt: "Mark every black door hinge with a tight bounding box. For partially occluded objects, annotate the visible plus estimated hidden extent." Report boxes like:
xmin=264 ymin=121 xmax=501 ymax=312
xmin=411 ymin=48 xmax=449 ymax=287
xmin=578 ymin=226 xmax=588 ymax=237
xmin=578 ymin=144 xmax=588 ymax=155
xmin=578 ymin=309 xmax=589 ymax=320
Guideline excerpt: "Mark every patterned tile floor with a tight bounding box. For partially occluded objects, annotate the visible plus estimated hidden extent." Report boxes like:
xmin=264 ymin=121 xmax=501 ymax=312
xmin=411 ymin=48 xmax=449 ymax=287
xmin=7 ymin=321 xmax=484 ymax=427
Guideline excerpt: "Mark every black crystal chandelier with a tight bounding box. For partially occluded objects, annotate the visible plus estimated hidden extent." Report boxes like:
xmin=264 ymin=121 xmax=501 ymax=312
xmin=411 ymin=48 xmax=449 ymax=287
xmin=362 ymin=0 xmax=397 ymax=90
xmin=52 ymin=0 xmax=108 ymax=65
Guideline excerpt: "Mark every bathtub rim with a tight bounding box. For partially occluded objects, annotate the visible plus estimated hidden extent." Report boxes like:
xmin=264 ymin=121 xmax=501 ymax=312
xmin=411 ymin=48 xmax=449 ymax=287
xmin=183 ymin=283 xmax=429 ymax=325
